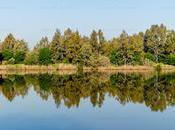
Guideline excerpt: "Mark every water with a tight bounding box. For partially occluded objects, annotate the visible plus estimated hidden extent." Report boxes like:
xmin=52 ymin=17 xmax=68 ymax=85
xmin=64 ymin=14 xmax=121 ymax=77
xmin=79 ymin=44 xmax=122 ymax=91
xmin=0 ymin=72 xmax=175 ymax=130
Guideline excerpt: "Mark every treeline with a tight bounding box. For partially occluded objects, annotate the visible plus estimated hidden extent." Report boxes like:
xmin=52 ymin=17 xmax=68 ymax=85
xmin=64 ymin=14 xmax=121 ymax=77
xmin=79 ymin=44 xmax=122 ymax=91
xmin=0 ymin=24 xmax=175 ymax=66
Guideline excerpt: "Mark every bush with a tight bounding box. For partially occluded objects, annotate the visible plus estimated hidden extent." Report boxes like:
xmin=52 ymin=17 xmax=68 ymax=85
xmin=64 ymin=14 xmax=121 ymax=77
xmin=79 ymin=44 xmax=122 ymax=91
xmin=2 ymin=49 xmax=13 ymax=61
xmin=97 ymin=56 xmax=110 ymax=66
xmin=156 ymin=54 xmax=175 ymax=66
xmin=89 ymin=55 xmax=110 ymax=67
xmin=167 ymin=54 xmax=175 ymax=65
xmin=145 ymin=52 xmax=155 ymax=62
xmin=7 ymin=58 xmax=15 ymax=64
xmin=24 ymin=52 xmax=39 ymax=65
xmin=14 ymin=51 xmax=26 ymax=64
xmin=110 ymin=50 xmax=123 ymax=65
xmin=39 ymin=48 xmax=52 ymax=65
xmin=110 ymin=50 xmax=143 ymax=66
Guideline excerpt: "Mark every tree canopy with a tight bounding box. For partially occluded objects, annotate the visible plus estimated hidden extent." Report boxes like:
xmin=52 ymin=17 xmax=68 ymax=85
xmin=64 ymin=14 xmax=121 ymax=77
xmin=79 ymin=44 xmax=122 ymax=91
xmin=0 ymin=24 xmax=175 ymax=66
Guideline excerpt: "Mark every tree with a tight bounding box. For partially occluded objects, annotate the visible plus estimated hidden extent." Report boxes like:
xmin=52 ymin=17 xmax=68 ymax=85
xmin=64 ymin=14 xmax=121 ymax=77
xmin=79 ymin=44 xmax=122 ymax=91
xmin=128 ymin=33 xmax=144 ymax=64
xmin=39 ymin=48 xmax=52 ymax=65
xmin=78 ymin=44 xmax=93 ymax=66
xmin=34 ymin=37 xmax=50 ymax=50
xmin=144 ymin=24 xmax=167 ymax=63
xmin=2 ymin=34 xmax=16 ymax=50
xmin=110 ymin=31 xmax=144 ymax=65
xmin=110 ymin=31 xmax=130 ymax=65
xmin=97 ymin=29 xmax=105 ymax=55
xmin=50 ymin=29 xmax=65 ymax=63
xmin=64 ymin=30 xmax=81 ymax=64
xmin=13 ymin=40 xmax=28 ymax=64
xmin=165 ymin=30 xmax=175 ymax=54
xmin=14 ymin=40 xmax=28 ymax=52
xmin=90 ymin=30 xmax=98 ymax=54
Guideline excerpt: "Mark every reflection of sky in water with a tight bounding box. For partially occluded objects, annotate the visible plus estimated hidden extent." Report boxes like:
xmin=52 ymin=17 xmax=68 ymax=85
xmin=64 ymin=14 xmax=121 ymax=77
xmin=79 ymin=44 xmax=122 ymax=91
xmin=0 ymin=88 xmax=174 ymax=130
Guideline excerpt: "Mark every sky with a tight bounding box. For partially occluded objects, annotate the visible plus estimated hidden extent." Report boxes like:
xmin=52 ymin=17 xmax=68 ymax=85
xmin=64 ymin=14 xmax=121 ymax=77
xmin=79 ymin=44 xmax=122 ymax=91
xmin=0 ymin=0 xmax=175 ymax=47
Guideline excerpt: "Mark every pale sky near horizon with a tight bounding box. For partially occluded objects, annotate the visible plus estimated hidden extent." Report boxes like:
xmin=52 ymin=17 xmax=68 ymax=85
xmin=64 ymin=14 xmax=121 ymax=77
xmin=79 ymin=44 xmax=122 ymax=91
xmin=0 ymin=0 xmax=175 ymax=47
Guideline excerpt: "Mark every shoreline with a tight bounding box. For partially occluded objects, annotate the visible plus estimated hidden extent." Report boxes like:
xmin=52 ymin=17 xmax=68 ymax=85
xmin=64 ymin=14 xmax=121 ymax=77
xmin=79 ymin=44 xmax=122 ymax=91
xmin=0 ymin=64 xmax=174 ymax=70
xmin=0 ymin=64 xmax=174 ymax=75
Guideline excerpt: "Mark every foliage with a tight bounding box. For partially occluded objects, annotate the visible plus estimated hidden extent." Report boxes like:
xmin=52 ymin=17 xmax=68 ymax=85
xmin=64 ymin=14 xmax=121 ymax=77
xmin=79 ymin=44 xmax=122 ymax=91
xmin=24 ymin=52 xmax=39 ymax=65
xmin=110 ymin=31 xmax=143 ymax=65
xmin=14 ymin=51 xmax=26 ymax=64
xmin=39 ymin=48 xmax=52 ymax=65
xmin=7 ymin=58 xmax=15 ymax=64
xmin=1 ymin=33 xmax=16 ymax=50
xmin=144 ymin=24 xmax=167 ymax=63
xmin=0 ymin=25 xmax=175 ymax=66
xmin=2 ymin=49 xmax=14 ymax=61
xmin=0 ymin=52 xmax=4 ymax=64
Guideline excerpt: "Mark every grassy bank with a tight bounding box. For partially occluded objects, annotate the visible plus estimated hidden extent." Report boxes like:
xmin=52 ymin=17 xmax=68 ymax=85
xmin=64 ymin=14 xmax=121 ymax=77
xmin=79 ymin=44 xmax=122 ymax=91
xmin=0 ymin=64 xmax=175 ymax=74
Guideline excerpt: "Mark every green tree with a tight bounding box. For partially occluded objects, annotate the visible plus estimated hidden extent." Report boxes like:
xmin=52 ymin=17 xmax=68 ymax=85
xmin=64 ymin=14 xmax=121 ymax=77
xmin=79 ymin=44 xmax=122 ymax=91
xmin=50 ymin=29 xmax=65 ymax=63
xmin=64 ymin=30 xmax=81 ymax=64
xmin=13 ymin=40 xmax=28 ymax=64
xmin=144 ymin=24 xmax=167 ymax=63
xmin=39 ymin=48 xmax=52 ymax=65
xmin=110 ymin=31 xmax=144 ymax=65
xmin=110 ymin=31 xmax=130 ymax=65
xmin=78 ymin=44 xmax=93 ymax=66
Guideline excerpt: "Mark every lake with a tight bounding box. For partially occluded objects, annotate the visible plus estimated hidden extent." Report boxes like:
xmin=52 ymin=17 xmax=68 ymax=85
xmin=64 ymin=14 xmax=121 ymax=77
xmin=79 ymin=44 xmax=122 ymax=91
xmin=0 ymin=71 xmax=175 ymax=130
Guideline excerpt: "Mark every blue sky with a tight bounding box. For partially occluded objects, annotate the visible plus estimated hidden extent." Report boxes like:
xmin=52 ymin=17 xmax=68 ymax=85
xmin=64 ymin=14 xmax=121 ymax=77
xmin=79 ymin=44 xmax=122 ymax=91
xmin=0 ymin=0 xmax=175 ymax=47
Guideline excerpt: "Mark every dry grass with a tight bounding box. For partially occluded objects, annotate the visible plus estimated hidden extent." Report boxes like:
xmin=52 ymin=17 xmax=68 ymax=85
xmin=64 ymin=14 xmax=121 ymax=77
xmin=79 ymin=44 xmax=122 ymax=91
xmin=57 ymin=63 xmax=77 ymax=70
xmin=0 ymin=64 xmax=174 ymax=75
xmin=98 ymin=65 xmax=154 ymax=70
xmin=0 ymin=64 xmax=77 ymax=70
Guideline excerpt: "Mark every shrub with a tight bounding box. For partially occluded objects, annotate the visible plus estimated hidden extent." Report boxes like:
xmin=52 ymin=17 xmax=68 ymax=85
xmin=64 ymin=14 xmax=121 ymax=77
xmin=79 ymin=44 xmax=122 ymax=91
xmin=89 ymin=55 xmax=110 ymax=67
xmin=39 ymin=48 xmax=52 ymax=65
xmin=14 ymin=51 xmax=26 ymax=64
xmin=110 ymin=50 xmax=123 ymax=65
xmin=2 ymin=49 xmax=13 ymax=61
xmin=145 ymin=52 xmax=155 ymax=62
xmin=24 ymin=52 xmax=39 ymax=65
xmin=97 ymin=56 xmax=110 ymax=66
xmin=166 ymin=54 xmax=175 ymax=65
xmin=7 ymin=58 xmax=15 ymax=64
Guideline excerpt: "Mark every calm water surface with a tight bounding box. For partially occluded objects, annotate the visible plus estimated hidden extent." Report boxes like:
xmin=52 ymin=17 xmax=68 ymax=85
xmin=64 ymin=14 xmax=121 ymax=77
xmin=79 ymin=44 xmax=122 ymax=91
xmin=0 ymin=72 xmax=175 ymax=130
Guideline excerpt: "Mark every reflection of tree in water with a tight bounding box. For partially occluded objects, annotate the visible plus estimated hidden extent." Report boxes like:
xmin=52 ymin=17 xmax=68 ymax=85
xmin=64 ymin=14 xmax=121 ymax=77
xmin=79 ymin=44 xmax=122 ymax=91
xmin=144 ymin=73 xmax=175 ymax=112
xmin=0 ymin=75 xmax=28 ymax=101
xmin=110 ymin=73 xmax=145 ymax=105
xmin=110 ymin=72 xmax=175 ymax=112
xmin=0 ymin=72 xmax=175 ymax=111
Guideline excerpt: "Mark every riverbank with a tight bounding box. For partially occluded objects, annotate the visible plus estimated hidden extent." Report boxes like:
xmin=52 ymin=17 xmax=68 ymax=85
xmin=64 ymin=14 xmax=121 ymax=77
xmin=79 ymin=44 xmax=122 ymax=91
xmin=0 ymin=64 xmax=174 ymax=74
xmin=0 ymin=64 xmax=175 ymax=71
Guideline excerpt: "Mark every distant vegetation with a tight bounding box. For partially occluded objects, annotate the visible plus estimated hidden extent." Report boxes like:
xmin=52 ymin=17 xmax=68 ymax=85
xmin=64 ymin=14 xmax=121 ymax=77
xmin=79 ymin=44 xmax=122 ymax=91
xmin=0 ymin=24 xmax=175 ymax=67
